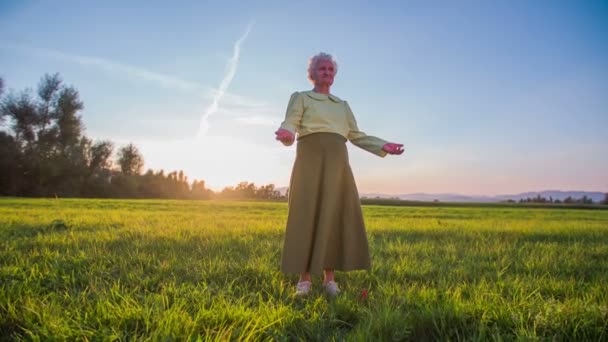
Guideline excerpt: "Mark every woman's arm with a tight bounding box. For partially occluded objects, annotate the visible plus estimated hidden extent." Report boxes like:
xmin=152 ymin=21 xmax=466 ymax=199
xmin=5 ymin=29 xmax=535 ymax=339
xmin=275 ymin=92 xmax=304 ymax=146
xmin=346 ymin=101 xmax=404 ymax=156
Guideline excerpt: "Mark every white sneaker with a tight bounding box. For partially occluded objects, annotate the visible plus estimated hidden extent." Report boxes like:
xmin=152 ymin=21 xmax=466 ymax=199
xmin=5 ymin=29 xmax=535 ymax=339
xmin=324 ymin=281 xmax=340 ymax=297
xmin=295 ymin=281 xmax=312 ymax=296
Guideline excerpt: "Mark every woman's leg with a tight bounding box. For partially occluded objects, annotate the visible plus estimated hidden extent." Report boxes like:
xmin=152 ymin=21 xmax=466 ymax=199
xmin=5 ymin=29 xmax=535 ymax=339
xmin=323 ymin=269 xmax=339 ymax=296
xmin=323 ymin=270 xmax=334 ymax=284
xmin=299 ymin=272 xmax=311 ymax=282
xmin=295 ymin=272 xmax=312 ymax=296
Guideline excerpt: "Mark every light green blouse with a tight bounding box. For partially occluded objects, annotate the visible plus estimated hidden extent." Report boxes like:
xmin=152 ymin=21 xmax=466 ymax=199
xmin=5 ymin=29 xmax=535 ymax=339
xmin=279 ymin=91 xmax=388 ymax=157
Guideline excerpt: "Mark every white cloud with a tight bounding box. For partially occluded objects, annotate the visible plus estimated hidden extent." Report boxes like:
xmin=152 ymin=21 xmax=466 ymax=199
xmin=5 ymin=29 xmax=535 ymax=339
xmin=0 ymin=42 xmax=207 ymax=92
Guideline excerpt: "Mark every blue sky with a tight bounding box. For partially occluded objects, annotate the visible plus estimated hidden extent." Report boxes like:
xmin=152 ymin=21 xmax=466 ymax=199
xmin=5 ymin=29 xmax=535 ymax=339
xmin=1 ymin=0 xmax=607 ymax=195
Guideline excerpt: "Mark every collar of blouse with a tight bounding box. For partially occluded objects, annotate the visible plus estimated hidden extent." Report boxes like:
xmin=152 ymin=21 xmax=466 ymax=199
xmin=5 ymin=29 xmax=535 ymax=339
xmin=305 ymin=90 xmax=343 ymax=103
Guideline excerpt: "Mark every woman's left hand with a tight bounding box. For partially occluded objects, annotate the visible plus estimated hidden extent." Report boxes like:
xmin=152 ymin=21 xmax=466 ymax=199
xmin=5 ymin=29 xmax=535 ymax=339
xmin=382 ymin=143 xmax=404 ymax=155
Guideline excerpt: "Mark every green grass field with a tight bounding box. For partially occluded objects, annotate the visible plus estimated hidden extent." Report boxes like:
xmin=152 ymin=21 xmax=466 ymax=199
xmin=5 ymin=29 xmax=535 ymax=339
xmin=1 ymin=198 xmax=607 ymax=341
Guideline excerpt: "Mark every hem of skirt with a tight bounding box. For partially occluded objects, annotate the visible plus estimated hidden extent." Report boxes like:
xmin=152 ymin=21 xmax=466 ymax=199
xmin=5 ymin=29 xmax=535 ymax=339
xmin=280 ymin=265 xmax=371 ymax=275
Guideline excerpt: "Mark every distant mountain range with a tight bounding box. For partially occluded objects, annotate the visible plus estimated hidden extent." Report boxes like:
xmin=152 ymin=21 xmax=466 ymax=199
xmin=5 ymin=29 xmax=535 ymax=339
xmin=359 ymin=191 xmax=606 ymax=203
xmin=275 ymin=187 xmax=605 ymax=203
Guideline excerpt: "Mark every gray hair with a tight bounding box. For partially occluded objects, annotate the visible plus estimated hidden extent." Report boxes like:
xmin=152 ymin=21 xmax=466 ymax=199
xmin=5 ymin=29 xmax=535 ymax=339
xmin=307 ymin=52 xmax=338 ymax=84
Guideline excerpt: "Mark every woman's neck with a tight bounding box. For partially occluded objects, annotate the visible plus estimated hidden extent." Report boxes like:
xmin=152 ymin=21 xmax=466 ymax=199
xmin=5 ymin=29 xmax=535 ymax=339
xmin=313 ymin=85 xmax=330 ymax=95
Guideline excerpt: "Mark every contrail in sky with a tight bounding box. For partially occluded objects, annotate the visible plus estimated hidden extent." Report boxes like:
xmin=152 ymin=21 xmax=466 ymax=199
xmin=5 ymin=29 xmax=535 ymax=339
xmin=197 ymin=23 xmax=253 ymax=138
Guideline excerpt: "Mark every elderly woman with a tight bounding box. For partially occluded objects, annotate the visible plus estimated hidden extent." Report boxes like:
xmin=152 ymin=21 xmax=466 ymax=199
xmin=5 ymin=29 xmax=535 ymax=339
xmin=275 ymin=52 xmax=404 ymax=296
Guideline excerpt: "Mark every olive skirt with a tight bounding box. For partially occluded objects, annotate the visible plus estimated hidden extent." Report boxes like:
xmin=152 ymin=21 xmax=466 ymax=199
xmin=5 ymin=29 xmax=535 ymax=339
xmin=280 ymin=132 xmax=371 ymax=275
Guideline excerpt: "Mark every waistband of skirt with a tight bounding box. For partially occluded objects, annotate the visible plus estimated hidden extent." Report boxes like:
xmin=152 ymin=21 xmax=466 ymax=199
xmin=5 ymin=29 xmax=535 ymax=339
xmin=297 ymin=132 xmax=347 ymax=143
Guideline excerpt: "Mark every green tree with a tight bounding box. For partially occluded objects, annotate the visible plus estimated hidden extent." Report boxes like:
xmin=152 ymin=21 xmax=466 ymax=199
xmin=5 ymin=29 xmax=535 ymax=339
xmin=235 ymin=181 xmax=256 ymax=198
xmin=1 ymin=73 xmax=87 ymax=196
xmin=2 ymin=90 xmax=38 ymax=147
xmin=55 ymin=85 xmax=84 ymax=150
xmin=82 ymin=140 xmax=114 ymax=196
xmin=256 ymin=184 xmax=281 ymax=200
xmin=89 ymin=140 xmax=114 ymax=173
xmin=0 ymin=131 xmax=21 ymax=195
xmin=110 ymin=174 xmax=140 ymax=198
xmin=36 ymin=73 xmax=62 ymax=135
xmin=1 ymin=74 xmax=220 ymax=199
xmin=117 ymin=143 xmax=144 ymax=175
xmin=191 ymin=179 xmax=212 ymax=199
xmin=579 ymin=195 xmax=593 ymax=204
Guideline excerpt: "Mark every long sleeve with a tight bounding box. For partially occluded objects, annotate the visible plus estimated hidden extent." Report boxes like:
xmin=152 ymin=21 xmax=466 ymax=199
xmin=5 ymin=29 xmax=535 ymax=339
xmin=345 ymin=101 xmax=388 ymax=157
xmin=279 ymin=92 xmax=304 ymax=138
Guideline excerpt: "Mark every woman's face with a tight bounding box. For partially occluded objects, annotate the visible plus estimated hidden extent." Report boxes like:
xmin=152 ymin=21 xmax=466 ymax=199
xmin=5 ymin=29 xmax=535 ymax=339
xmin=312 ymin=59 xmax=336 ymax=87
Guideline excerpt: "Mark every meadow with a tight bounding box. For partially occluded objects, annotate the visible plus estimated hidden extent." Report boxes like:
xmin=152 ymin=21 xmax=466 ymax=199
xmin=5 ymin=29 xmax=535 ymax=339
xmin=1 ymin=198 xmax=607 ymax=341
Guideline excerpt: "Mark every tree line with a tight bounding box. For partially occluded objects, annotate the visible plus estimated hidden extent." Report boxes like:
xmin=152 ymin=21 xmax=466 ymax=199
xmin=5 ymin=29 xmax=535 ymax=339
xmin=503 ymin=194 xmax=608 ymax=205
xmin=0 ymin=74 xmax=285 ymax=200
xmin=1 ymin=74 xmax=606 ymax=204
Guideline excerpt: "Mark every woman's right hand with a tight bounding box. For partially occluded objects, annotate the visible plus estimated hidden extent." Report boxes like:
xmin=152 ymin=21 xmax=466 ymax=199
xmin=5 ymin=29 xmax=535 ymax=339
xmin=275 ymin=128 xmax=295 ymax=146
xmin=382 ymin=143 xmax=404 ymax=155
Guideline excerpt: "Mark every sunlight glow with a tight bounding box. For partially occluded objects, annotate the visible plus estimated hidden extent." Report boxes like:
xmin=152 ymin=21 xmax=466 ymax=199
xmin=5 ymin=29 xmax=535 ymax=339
xmin=137 ymin=135 xmax=291 ymax=191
